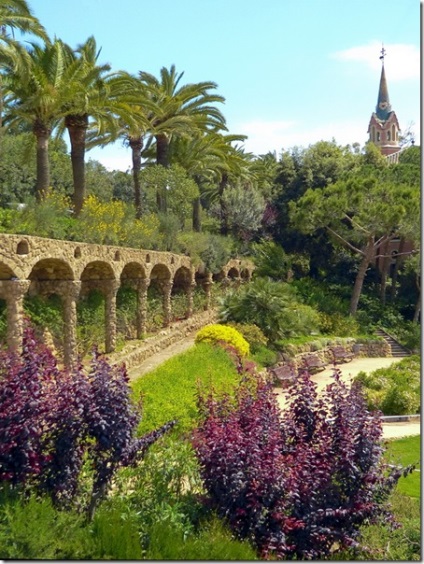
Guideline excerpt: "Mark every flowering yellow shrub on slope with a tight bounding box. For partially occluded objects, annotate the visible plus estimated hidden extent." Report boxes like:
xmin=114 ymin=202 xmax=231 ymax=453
xmin=195 ymin=324 xmax=250 ymax=357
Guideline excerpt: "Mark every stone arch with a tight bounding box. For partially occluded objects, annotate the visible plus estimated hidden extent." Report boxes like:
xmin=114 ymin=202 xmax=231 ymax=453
xmin=212 ymin=270 xmax=226 ymax=283
xmin=172 ymin=265 xmax=194 ymax=320
xmin=148 ymin=263 xmax=172 ymax=329
xmin=227 ymin=267 xmax=240 ymax=280
xmin=25 ymin=259 xmax=76 ymax=363
xmin=80 ymin=261 xmax=118 ymax=354
xmin=28 ymin=258 xmax=74 ymax=284
xmin=119 ymin=262 xmax=148 ymax=339
xmin=0 ymin=262 xmax=18 ymax=281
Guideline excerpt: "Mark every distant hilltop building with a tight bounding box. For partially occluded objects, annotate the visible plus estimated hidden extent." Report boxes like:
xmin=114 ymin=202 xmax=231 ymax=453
xmin=367 ymin=47 xmax=402 ymax=163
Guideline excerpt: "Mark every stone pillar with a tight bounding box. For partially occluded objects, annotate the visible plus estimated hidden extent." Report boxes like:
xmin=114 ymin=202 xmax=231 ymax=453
xmin=6 ymin=280 xmax=30 ymax=353
xmin=161 ymin=281 xmax=173 ymax=327
xmin=105 ymin=280 xmax=119 ymax=353
xmin=136 ymin=278 xmax=150 ymax=339
xmin=186 ymin=281 xmax=197 ymax=318
xmin=203 ymin=274 xmax=213 ymax=310
xmin=63 ymin=281 xmax=81 ymax=367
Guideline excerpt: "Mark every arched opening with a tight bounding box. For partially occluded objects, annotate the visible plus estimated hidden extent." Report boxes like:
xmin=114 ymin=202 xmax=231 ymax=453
xmin=119 ymin=262 xmax=147 ymax=340
xmin=74 ymin=247 xmax=82 ymax=258
xmin=194 ymin=271 xmax=210 ymax=311
xmin=171 ymin=266 xmax=193 ymax=320
xmin=16 ymin=240 xmax=29 ymax=255
xmin=25 ymin=259 xmax=75 ymax=359
xmin=23 ymin=292 xmax=64 ymax=356
xmin=227 ymin=267 xmax=240 ymax=280
xmin=147 ymin=264 xmax=172 ymax=332
xmin=80 ymin=261 xmax=116 ymax=355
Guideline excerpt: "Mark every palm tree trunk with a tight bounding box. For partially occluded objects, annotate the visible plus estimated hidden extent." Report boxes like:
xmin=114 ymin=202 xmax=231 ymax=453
xmin=129 ymin=135 xmax=144 ymax=218
xmin=33 ymin=120 xmax=51 ymax=201
xmin=66 ymin=114 xmax=88 ymax=216
xmin=350 ymin=237 xmax=375 ymax=316
xmin=155 ymin=134 xmax=169 ymax=213
xmin=192 ymin=197 xmax=202 ymax=232
xmin=219 ymin=173 xmax=229 ymax=236
xmin=156 ymin=133 xmax=169 ymax=167
xmin=192 ymin=175 xmax=202 ymax=232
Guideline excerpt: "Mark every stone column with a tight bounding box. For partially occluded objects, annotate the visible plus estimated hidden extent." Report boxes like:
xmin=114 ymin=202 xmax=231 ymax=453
xmin=186 ymin=281 xmax=197 ymax=318
xmin=203 ymin=273 xmax=213 ymax=310
xmin=105 ymin=280 xmax=119 ymax=353
xmin=161 ymin=281 xmax=173 ymax=327
xmin=6 ymin=280 xmax=30 ymax=353
xmin=136 ymin=278 xmax=150 ymax=339
xmin=63 ymin=281 xmax=81 ymax=368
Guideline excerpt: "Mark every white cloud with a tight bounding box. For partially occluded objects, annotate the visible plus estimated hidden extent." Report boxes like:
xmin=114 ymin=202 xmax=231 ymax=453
xmin=332 ymin=41 xmax=420 ymax=81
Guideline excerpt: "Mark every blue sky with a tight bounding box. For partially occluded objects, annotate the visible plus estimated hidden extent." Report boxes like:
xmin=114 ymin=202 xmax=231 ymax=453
xmin=28 ymin=0 xmax=420 ymax=171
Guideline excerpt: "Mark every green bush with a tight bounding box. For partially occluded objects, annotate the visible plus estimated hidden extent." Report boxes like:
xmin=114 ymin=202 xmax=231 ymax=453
xmin=251 ymin=345 xmax=278 ymax=368
xmin=251 ymin=240 xmax=291 ymax=281
xmin=219 ymin=278 xmax=320 ymax=344
xmin=319 ymin=312 xmax=360 ymax=336
xmin=195 ymin=324 xmax=250 ymax=357
xmin=354 ymin=356 xmax=420 ymax=415
xmin=226 ymin=322 xmax=268 ymax=351
xmin=381 ymin=386 xmax=420 ymax=416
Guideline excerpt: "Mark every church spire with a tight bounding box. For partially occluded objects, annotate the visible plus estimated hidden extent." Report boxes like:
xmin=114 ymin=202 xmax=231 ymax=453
xmin=375 ymin=46 xmax=392 ymax=120
xmin=367 ymin=45 xmax=401 ymax=158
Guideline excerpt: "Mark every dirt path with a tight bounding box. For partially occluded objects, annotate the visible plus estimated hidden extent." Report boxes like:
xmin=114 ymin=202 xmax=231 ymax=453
xmin=127 ymin=334 xmax=196 ymax=380
xmin=128 ymin=341 xmax=420 ymax=440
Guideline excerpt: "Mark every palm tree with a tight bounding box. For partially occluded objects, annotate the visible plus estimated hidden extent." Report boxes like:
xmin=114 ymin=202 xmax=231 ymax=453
xmin=86 ymin=73 xmax=156 ymax=218
xmin=169 ymin=131 xmax=247 ymax=231
xmin=60 ymin=36 xmax=137 ymax=215
xmin=138 ymin=65 xmax=227 ymax=211
xmin=0 ymin=0 xmax=48 ymax=132
xmin=3 ymin=38 xmax=75 ymax=199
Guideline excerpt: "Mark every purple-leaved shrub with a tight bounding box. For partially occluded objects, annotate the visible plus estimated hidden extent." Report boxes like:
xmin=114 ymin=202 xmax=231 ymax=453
xmin=192 ymin=368 xmax=409 ymax=560
xmin=0 ymin=323 xmax=176 ymax=517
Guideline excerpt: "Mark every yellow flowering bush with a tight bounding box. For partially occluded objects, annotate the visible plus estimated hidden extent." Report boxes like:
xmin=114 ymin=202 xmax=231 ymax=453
xmin=75 ymin=196 xmax=160 ymax=248
xmin=195 ymin=324 xmax=250 ymax=357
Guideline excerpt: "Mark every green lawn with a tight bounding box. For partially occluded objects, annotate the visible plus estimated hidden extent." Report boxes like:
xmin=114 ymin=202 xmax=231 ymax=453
xmin=384 ymin=434 xmax=421 ymax=498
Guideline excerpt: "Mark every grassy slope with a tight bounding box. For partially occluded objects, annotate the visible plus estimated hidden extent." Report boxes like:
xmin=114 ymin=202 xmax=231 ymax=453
xmin=131 ymin=342 xmax=241 ymax=436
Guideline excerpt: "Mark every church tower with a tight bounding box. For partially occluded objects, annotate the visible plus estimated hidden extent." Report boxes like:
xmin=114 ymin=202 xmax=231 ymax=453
xmin=367 ymin=47 xmax=401 ymax=159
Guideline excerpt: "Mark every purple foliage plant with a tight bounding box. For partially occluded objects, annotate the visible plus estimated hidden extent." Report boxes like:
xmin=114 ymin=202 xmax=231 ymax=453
xmin=192 ymin=367 xmax=408 ymax=560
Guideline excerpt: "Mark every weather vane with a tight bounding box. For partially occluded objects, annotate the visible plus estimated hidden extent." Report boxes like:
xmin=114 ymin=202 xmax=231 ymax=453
xmin=379 ymin=44 xmax=386 ymax=62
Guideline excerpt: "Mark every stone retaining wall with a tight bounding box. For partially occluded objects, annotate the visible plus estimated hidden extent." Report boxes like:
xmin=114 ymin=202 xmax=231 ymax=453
xmin=280 ymin=338 xmax=391 ymax=369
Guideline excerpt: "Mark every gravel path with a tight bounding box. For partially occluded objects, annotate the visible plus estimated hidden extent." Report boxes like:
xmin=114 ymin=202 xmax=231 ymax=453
xmin=129 ymin=342 xmax=420 ymax=440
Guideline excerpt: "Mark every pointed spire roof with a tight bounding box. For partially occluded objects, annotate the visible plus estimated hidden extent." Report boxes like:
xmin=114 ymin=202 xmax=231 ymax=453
xmin=375 ymin=49 xmax=392 ymax=121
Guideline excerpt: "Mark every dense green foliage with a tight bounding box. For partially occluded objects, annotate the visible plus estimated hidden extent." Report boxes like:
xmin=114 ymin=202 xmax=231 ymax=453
xmin=354 ymin=355 xmax=420 ymax=415
xmin=220 ymin=277 xmax=321 ymax=343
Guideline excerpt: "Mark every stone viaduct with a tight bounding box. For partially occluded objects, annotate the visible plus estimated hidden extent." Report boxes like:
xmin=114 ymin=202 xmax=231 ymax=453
xmin=0 ymin=234 xmax=254 ymax=366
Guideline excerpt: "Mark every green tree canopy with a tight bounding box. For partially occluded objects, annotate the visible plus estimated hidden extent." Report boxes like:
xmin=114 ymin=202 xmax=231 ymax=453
xmin=290 ymin=170 xmax=419 ymax=315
